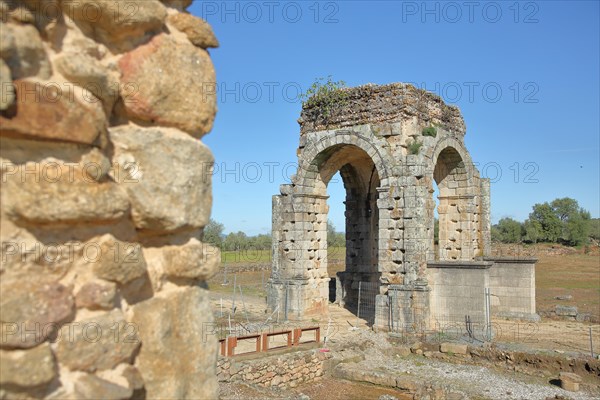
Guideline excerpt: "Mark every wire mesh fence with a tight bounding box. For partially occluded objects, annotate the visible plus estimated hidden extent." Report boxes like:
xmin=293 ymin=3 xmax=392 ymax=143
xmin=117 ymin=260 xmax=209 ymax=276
xmin=207 ymin=270 xmax=600 ymax=358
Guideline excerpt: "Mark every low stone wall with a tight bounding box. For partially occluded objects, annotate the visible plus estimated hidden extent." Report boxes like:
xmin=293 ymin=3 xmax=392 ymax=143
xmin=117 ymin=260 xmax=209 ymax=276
xmin=428 ymin=261 xmax=491 ymax=324
xmin=428 ymin=258 xmax=538 ymax=324
xmin=222 ymin=263 xmax=272 ymax=273
xmin=217 ymin=349 xmax=330 ymax=389
xmin=487 ymin=258 xmax=538 ymax=320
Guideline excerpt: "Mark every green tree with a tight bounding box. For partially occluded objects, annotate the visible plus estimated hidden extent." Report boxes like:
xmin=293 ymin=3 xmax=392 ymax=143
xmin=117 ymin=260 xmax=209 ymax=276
xmin=203 ymin=219 xmax=224 ymax=247
xmin=223 ymin=231 xmax=248 ymax=251
xmin=550 ymin=198 xmax=591 ymax=245
xmin=327 ymin=220 xmax=345 ymax=247
xmin=589 ymin=218 xmax=600 ymax=241
xmin=493 ymin=218 xmax=524 ymax=243
xmin=528 ymin=203 xmax=562 ymax=242
xmin=523 ymin=219 xmax=542 ymax=243
xmin=526 ymin=198 xmax=591 ymax=246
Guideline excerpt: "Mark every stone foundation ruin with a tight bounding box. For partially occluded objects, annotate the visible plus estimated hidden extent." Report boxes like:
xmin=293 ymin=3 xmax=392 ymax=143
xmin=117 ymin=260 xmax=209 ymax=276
xmin=268 ymin=83 xmax=538 ymax=329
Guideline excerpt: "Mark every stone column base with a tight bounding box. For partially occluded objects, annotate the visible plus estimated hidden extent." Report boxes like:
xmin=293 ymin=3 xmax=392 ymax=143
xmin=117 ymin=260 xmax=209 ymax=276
xmin=374 ymin=283 xmax=431 ymax=332
xmin=267 ymin=279 xmax=329 ymax=321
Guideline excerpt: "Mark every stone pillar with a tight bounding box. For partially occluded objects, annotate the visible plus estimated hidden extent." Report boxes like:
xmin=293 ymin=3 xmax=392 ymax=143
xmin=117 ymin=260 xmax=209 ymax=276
xmin=0 ymin=2 xmax=221 ymax=398
xmin=480 ymin=178 xmax=492 ymax=257
xmin=387 ymin=284 xmax=431 ymax=332
xmin=268 ymin=192 xmax=329 ymax=319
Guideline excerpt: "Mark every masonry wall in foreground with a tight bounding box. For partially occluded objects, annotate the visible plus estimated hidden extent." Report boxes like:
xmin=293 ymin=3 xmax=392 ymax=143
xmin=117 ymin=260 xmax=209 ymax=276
xmin=1 ymin=1 xmax=220 ymax=398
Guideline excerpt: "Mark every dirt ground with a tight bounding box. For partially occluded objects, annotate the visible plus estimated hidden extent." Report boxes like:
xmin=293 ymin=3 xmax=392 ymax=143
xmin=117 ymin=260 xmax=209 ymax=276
xmin=208 ymin=244 xmax=599 ymax=399
xmin=219 ymin=377 xmax=413 ymax=400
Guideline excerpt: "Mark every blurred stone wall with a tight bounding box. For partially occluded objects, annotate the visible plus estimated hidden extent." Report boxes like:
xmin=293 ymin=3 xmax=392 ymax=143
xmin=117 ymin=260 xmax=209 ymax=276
xmin=0 ymin=1 xmax=220 ymax=398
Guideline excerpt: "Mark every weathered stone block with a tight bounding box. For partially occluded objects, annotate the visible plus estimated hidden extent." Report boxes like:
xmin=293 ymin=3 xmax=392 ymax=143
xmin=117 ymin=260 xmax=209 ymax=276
xmin=91 ymin=234 xmax=147 ymax=285
xmin=555 ymin=305 xmax=578 ymax=317
xmin=55 ymin=310 xmax=140 ymax=372
xmin=54 ymin=52 xmax=119 ymax=112
xmin=75 ymin=280 xmax=117 ymax=310
xmin=0 ymin=23 xmax=51 ymax=79
xmin=0 ymin=59 xmax=15 ymax=110
xmin=439 ymin=342 xmax=468 ymax=355
xmin=130 ymin=286 xmax=218 ymax=399
xmin=559 ymin=372 xmax=581 ymax=392
xmin=109 ymin=125 xmax=214 ymax=233
xmin=118 ymin=34 xmax=216 ymax=137
xmin=73 ymin=373 xmax=133 ymax=400
xmin=167 ymin=13 xmax=219 ymax=48
xmin=159 ymin=238 xmax=220 ymax=281
xmin=0 ymin=79 xmax=107 ymax=144
xmin=65 ymin=0 xmax=166 ymax=48
xmin=0 ymin=343 xmax=56 ymax=396
xmin=0 ymin=281 xmax=75 ymax=349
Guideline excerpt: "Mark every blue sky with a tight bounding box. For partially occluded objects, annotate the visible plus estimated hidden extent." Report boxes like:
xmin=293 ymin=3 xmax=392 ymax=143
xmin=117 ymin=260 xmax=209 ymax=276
xmin=190 ymin=1 xmax=600 ymax=235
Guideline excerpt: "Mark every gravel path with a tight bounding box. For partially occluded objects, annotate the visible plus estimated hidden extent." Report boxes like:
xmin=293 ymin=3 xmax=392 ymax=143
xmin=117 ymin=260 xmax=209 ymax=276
xmin=350 ymin=329 xmax=598 ymax=400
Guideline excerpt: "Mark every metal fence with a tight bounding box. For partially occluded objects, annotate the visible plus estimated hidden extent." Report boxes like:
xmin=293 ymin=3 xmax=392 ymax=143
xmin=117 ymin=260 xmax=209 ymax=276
xmin=208 ymin=271 xmax=600 ymax=358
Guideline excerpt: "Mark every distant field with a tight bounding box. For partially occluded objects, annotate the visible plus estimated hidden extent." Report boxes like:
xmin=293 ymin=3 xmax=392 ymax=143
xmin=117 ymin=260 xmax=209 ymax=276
xmin=215 ymin=245 xmax=599 ymax=319
xmin=220 ymin=247 xmax=346 ymax=264
xmin=535 ymin=252 xmax=600 ymax=318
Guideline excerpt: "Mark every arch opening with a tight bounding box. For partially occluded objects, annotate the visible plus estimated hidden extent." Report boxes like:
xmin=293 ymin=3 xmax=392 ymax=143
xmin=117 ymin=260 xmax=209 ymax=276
xmin=430 ymin=147 xmax=471 ymax=261
xmin=315 ymin=144 xmax=381 ymax=322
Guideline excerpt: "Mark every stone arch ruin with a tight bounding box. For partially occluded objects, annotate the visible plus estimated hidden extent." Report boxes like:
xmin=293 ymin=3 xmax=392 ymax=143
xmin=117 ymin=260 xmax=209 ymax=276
xmin=268 ymin=83 xmax=537 ymax=329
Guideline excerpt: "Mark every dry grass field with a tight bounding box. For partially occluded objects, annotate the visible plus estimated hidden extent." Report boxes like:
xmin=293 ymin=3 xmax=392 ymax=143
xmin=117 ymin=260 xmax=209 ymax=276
xmin=213 ymin=245 xmax=599 ymax=319
xmin=535 ymin=251 xmax=600 ymax=318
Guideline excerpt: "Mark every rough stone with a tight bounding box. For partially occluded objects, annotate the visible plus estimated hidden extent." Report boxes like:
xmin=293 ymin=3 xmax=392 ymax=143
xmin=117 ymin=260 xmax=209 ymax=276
xmin=0 ymin=280 xmax=75 ymax=348
xmin=0 ymin=23 xmax=51 ymax=79
xmin=130 ymin=286 xmax=218 ymax=399
xmin=554 ymin=295 xmax=572 ymax=301
xmin=160 ymin=0 xmax=193 ymax=10
xmin=73 ymin=373 xmax=133 ymax=400
xmin=0 ymin=343 xmax=56 ymax=394
xmin=0 ymin=58 xmax=14 ymax=110
xmin=439 ymin=342 xmax=468 ymax=355
xmin=55 ymin=310 xmax=140 ymax=372
xmin=54 ymin=52 xmax=118 ymax=112
xmin=65 ymin=0 xmax=166 ymax=48
xmin=90 ymin=234 xmax=147 ymax=285
xmin=1 ymin=159 xmax=129 ymax=224
xmin=161 ymin=238 xmax=220 ymax=280
xmin=167 ymin=13 xmax=219 ymax=48
xmin=555 ymin=305 xmax=578 ymax=317
xmin=109 ymin=125 xmax=214 ymax=233
xmin=334 ymin=364 xmax=396 ymax=387
xmin=118 ymin=34 xmax=216 ymax=137
xmin=0 ymin=79 xmax=107 ymax=144
xmin=75 ymin=280 xmax=117 ymax=310
xmin=559 ymin=371 xmax=581 ymax=392
xmin=119 ymin=364 xmax=145 ymax=391
xmin=391 ymin=346 xmax=411 ymax=357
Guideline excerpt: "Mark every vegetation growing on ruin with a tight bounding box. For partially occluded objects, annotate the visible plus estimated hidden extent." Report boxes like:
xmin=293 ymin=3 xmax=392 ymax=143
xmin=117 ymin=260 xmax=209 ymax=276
xmin=408 ymin=140 xmax=423 ymax=155
xmin=422 ymin=126 xmax=437 ymax=137
xmin=301 ymin=76 xmax=348 ymax=119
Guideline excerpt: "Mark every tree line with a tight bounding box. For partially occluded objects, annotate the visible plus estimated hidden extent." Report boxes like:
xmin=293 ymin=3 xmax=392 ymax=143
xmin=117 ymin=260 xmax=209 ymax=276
xmin=205 ymin=197 xmax=598 ymax=250
xmin=491 ymin=197 xmax=598 ymax=246
xmin=203 ymin=219 xmax=346 ymax=251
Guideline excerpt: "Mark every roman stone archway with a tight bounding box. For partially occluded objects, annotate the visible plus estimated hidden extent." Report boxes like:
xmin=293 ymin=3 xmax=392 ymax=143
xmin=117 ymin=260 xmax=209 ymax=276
xmin=267 ymin=130 xmax=395 ymax=319
xmin=268 ymin=83 xmax=536 ymax=328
